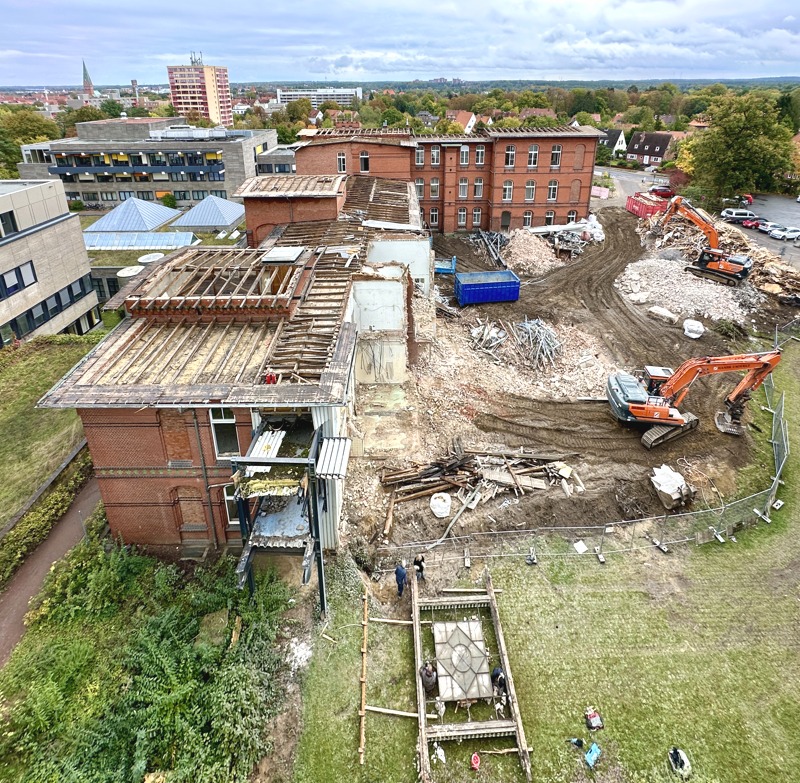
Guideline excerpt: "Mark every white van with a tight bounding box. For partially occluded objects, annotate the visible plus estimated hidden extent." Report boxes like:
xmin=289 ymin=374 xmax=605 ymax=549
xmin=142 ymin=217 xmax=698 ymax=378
xmin=720 ymin=209 xmax=758 ymax=223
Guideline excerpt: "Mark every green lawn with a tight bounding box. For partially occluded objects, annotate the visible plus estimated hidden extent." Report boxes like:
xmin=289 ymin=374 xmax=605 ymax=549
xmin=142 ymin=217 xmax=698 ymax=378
xmin=0 ymin=335 xmax=102 ymax=530
xmin=294 ymin=342 xmax=800 ymax=783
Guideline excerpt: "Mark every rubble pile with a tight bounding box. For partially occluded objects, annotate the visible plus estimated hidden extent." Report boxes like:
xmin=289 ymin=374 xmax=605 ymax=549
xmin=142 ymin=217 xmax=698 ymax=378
xmin=380 ymin=441 xmax=585 ymax=506
xmin=503 ymin=230 xmax=565 ymax=276
xmin=637 ymin=213 xmax=800 ymax=303
xmin=616 ymin=257 xmax=761 ymax=323
xmin=469 ymin=317 xmax=562 ymax=369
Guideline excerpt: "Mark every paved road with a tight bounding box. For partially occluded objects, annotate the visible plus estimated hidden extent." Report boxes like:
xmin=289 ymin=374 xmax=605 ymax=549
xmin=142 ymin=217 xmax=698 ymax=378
xmin=0 ymin=478 xmax=100 ymax=667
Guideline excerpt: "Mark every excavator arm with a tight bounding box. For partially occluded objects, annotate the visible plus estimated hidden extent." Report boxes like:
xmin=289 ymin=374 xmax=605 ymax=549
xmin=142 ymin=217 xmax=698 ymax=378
xmin=658 ymin=350 xmax=782 ymax=409
xmin=656 ymin=196 xmax=720 ymax=249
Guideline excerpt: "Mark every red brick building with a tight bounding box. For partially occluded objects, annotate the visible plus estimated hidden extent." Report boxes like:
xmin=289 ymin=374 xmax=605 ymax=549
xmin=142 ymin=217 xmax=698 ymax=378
xmin=294 ymin=126 xmax=603 ymax=232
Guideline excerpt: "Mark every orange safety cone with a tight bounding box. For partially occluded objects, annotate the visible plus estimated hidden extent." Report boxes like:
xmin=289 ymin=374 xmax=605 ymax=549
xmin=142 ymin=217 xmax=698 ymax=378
xmin=470 ymin=752 xmax=481 ymax=771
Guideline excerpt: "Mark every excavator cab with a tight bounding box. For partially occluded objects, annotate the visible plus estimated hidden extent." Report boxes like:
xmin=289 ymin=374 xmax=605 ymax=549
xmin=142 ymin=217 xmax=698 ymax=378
xmin=642 ymin=365 xmax=674 ymax=395
xmin=694 ymin=249 xmax=753 ymax=283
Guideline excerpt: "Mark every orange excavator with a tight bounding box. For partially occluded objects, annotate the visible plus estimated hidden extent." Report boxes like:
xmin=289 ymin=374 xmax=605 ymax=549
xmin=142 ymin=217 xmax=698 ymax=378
xmin=607 ymin=350 xmax=781 ymax=448
xmin=653 ymin=196 xmax=753 ymax=286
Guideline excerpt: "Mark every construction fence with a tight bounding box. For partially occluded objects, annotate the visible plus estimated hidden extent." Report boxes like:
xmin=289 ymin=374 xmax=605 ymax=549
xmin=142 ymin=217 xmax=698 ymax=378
xmin=378 ymin=364 xmax=791 ymax=566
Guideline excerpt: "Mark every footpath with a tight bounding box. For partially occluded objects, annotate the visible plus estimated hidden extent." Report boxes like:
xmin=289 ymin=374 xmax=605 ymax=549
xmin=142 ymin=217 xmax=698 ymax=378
xmin=0 ymin=477 xmax=100 ymax=667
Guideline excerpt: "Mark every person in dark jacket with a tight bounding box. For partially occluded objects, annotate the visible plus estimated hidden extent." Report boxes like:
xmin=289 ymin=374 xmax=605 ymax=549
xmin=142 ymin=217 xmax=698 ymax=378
xmin=419 ymin=661 xmax=438 ymax=695
xmin=395 ymin=561 xmax=408 ymax=597
xmin=491 ymin=666 xmax=507 ymax=695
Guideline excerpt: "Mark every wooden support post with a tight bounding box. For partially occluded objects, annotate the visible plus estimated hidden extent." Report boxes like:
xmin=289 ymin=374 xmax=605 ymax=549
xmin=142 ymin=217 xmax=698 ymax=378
xmin=383 ymin=490 xmax=396 ymax=537
xmin=358 ymin=588 xmax=368 ymax=765
xmin=485 ymin=570 xmax=532 ymax=782
xmin=411 ymin=569 xmax=432 ymax=782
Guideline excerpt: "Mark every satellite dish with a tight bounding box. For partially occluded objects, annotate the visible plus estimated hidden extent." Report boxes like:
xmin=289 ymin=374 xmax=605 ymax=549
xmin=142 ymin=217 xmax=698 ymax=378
xmin=138 ymin=253 xmax=165 ymax=264
xmin=117 ymin=265 xmax=145 ymax=277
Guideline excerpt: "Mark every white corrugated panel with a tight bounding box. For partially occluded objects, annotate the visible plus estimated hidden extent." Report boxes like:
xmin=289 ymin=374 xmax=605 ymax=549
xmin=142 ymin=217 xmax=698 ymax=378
xmin=316 ymin=437 xmax=351 ymax=479
xmin=244 ymin=430 xmax=286 ymax=476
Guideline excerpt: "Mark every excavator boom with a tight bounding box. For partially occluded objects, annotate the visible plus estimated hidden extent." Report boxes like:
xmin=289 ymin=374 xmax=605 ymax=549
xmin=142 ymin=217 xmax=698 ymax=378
xmin=653 ymin=197 xmax=753 ymax=285
xmin=607 ymin=350 xmax=781 ymax=448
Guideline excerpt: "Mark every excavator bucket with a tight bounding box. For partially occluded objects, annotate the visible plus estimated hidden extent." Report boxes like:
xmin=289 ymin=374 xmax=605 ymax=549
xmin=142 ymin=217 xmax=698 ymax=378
xmin=714 ymin=411 xmax=745 ymax=436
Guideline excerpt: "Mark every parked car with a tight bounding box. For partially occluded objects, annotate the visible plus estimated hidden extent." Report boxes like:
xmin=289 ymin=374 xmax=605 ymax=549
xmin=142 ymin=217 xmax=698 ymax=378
xmin=720 ymin=208 xmax=758 ymax=223
xmin=741 ymin=217 xmax=766 ymax=229
xmin=796 ymin=194 xmax=800 ymax=202
xmin=769 ymin=226 xmax=800 ymax=241
xmin=648 ymin=185 xmax=674 ymax=198
xmin=644 ymin=165 xmax=658 ymax=173
xmin=759 ymin=222 xmax=784 ymax=233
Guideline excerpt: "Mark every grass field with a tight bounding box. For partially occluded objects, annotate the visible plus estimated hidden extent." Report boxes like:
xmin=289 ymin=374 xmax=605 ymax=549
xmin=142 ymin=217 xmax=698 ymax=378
xmin=293 ymin=342 xmax=800 ymax=783
xmin=0 ymin=334 xmax=101 ymax=529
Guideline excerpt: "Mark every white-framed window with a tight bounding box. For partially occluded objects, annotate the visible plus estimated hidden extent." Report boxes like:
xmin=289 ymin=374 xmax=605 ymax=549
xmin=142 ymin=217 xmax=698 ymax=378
xmin=523 ymin=211 xmax=532 ymax=227
xmin=567 ymin=210 xmax=578 ymax=222
xmin=475 ymin=145 xmax=485 ymax=165
xmin=547 ymin=180 xmax=558 ymax=201
xmin=415 ymin=178 xmax=424 ymax=198
xmin=474 ymin=178 xmax=483 ymax=198
xmin=550 ymin=144 xmax=562 ymax=167
xmin=525 ymin=180 xmax=535 ymax=201
xmin=420 ymin=207 xmax=425 ymax=221
xmin=224 ymin=484 xmax=238 ymax=527
xmin=430 ymin=178 xmax=440 ymax=198
xmin=337 ymin=151 xmax=346 ymax=173
xmin=505 ymin=145 xmax=516 ymax=167
xmin=472 ymin=207 xmax=482 ymax=226
xmin=458 ymin=177 xmax=468 ymax=198
xmin=415 ymin=147 xmax=424 ymax=166
xmin=457 ymin=207 xmax=467 ymax=226
xmin=360 ymin=151 xmax=369 ymax=172
xmin=502 ymin=180 xmax=513 ymax=201
xmin=431 ymin=146 xmax=441 ymax=165
xmin=100 ymin=192 xmax=117 ymax=201
xmin=528 ymin=144 xmax=539 ymax=167
xmin=429 ymin=207 xmax=439 ymax=225
xmin=460 ymin=146 xmax=469 ymax=165
xmin=545 ymin=210 xmax=555 ymax=225
xmin=209 ymin=407 xmax=240 ymax=459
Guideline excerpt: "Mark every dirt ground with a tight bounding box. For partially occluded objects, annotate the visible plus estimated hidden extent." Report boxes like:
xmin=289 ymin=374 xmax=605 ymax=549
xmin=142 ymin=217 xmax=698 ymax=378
xmin=348 ymin=207 xmax=782 ymax=562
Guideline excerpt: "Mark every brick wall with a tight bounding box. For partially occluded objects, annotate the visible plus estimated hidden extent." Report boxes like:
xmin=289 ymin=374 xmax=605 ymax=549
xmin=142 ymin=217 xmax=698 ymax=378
xmin=243 ymin=194 xmax=342 ymax=245
xmin=79 ymin=407 xmax=254 ymax=548
xmin=295 ymin=141 xmax=412 ymax=180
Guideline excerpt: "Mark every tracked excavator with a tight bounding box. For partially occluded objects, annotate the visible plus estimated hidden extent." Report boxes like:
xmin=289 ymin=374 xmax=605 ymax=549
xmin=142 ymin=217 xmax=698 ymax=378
xmin=653 ymin=196 xmax=753 ymax=286
xmin=607 ymin=350 xmax=781 ymax=449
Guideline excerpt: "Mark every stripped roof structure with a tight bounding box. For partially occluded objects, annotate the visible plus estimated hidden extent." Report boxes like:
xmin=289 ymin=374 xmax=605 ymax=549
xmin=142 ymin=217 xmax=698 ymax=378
xmin=39 ymin=175 xmax=423 ymax=411
xmin=234 ymin=174 xmax=345 ymax=199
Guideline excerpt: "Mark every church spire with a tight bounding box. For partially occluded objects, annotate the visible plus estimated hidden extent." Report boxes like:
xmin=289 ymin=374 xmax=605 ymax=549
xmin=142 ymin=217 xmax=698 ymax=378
xmin=82 ymin=60 xmax=94 ymax=95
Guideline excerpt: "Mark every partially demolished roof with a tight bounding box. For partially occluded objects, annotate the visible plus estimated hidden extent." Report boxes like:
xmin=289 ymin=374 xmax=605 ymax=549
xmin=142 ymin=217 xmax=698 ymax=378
xmin=39 ymin=175 xmax=424 ymax=411
xmin=234 ymin=174 xmax=345 ymax=199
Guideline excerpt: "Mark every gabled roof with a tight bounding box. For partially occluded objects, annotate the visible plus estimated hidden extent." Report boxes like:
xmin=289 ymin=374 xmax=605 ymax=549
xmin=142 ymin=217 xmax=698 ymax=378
xmin=599 ymin=128 xmax=624 ymax=147
xmin=85 ymin=198 xmax=181 ymax=232
xmin=170 ymin=195 xmax=245 ymax=230
xmin=626 ymin=131 xmax=674 ymax=153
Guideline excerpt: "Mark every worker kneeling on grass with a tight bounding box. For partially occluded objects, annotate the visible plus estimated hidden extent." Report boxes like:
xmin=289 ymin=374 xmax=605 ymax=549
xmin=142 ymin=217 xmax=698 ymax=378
xmin=420 ymin=661 xmax=438 ymax=695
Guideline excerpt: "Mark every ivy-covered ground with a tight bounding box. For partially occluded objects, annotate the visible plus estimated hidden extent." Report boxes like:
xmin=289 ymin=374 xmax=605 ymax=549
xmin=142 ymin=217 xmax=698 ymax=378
xmin=0 ymin=508 xmax=291 ymax=783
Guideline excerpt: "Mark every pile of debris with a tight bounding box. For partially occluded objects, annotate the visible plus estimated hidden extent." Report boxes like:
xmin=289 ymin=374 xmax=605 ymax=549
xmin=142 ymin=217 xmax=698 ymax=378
xmin=380 ymin=441 xmax=585 ymax=512
xmin=616 ymin=256 xmax=761 ymax=323
xmin=503 ymin=230 xmax=565 ymax=276
xmin=637 ymin=213 xmax=800 ymax=304
xmin=469 ymin=317 xmax=562 ymax=368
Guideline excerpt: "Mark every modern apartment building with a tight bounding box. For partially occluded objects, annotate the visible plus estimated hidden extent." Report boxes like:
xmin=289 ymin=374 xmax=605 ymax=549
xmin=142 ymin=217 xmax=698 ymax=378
xmin=17 ymin=118 xmax=276 ymax=208
xmin=294 ymin=126 xmax=604 ymax=232
xmin=167 ymin=60 xmax=233 ymax=126
xmin=1 ymin=180 xmax=99 ymax=347
xmin=276 ymin=87 xmax=363 ymax=109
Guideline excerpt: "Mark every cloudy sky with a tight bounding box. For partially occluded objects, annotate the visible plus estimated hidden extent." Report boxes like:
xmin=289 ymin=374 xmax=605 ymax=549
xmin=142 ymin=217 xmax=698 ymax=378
xmin=1 ymin=0 xmax=799 ymax=86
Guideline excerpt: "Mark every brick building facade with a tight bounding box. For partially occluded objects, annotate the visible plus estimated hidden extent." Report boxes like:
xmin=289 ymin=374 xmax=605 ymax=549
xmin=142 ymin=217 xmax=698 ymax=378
xmin=294 ymin=126 xmax=603 ymax=232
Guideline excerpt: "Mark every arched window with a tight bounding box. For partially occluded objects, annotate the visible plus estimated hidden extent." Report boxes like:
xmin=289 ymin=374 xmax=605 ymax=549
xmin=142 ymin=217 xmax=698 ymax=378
xmin=505 ymin=145 xmax=516 ymax=167
xmin=457 ymin=207 xmax=467 ymax=226
xmin=359 ymin=151 xmax=369 ymax=172
xmin=550 ymin=144 xmax=562 ymax=167
xmin=523 ymin=211 xmax=533 ymax=227
xmin=459 ymin=177 xmax=468 ymax=198
xmin=415 ymin=178 xmax=424 ymax=198
xmin=525 ymin=180 xmax=535 ymax=201
xmin=527 ymin=145 xmax=539 ymax=167
xmin=502 ymin=180 xmax=513 ymax=201
xmin=567 ymin=210 xmax=578 ymax=222
xmin=472 ymin=208 xmax=482 ymax=226
xmin=573 ymin=144 xmax=585 ymax=171
xmin=545 ymin=210 xmax=555 ymax=225
xmin=547 ymin=180 xmax=558 ymax=201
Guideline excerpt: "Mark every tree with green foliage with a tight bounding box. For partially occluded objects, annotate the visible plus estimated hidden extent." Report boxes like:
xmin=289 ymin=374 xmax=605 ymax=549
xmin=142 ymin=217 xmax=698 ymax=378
xmin=126 ymin=106 xmax=151 ymax=117
xmin=595 ymin=144 xmax=612 ymax=165
xmin=160 ymin=193 xmax=177 ymax=209
xmin=0 ymin=109 xmax=60 ymax=146
xmin=380 ymin=107 xmax=405 ymax=127
xmin=0 ymin=126 xmax=22 ymax=177
xmin=689 ymin=92 xmax=797 ymax=199
xmin=99 ymin=99 xmax=124 ymax=118
xmin=57 ymin=105 xmax=107 ymax=137
xmin=286 ymin=98 xmax=314 ymax=123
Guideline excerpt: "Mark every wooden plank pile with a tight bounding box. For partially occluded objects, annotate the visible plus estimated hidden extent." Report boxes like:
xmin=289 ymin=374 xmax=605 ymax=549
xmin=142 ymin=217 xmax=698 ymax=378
xmin=638 ymin=214 xmax=800 ymax=304
xmin=379 ymin=439 xmax=584 ymax=506
xmin=468 ymin=317 xmax=563 ymax=368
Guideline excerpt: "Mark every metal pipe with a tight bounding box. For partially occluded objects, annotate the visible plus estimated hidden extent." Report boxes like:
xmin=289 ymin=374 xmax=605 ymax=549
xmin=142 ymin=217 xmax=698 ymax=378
xmin=193 ymin=409 xmax=219 ymax=551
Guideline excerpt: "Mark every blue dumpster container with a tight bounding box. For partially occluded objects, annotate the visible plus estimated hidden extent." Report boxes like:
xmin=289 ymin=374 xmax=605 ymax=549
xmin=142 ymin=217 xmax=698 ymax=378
xmin=454 ymin=270 xmax=521 ymax=306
